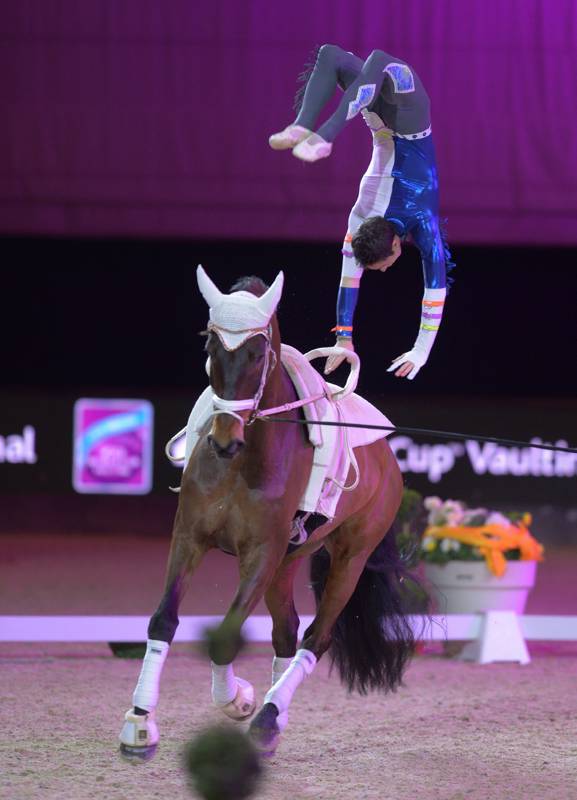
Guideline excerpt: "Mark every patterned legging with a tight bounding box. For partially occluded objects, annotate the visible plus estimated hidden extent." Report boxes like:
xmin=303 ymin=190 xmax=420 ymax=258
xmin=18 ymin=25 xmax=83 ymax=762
xmin=294 ymin=45 xmax=389 ymax=142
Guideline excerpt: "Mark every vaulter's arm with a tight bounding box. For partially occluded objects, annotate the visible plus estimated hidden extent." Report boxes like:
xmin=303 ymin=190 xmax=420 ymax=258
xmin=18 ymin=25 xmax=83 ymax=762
xmin=333 ymin=231 xmax=364 ymax=340
xmin=387 ymin=216 xmax=449 ymax=380
xmin=324 ymin=233 xmax=364 ymax=374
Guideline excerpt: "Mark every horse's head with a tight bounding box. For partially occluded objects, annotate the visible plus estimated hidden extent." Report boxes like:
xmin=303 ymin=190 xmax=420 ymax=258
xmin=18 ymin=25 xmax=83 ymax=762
xmin=197 ymin=265 xmax=284 ymax=459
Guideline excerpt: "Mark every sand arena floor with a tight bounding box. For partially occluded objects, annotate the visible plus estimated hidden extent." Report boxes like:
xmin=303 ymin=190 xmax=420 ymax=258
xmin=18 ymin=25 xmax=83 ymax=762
xmin=2 ymin=533 xmax=577 ymax=799
xmin=1 ymin=642 xmax=577 ymax=800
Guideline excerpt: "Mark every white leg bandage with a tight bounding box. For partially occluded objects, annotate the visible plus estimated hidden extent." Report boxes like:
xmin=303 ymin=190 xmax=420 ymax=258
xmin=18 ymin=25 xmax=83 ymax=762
xmin=132 ymin=639 xmax=169 ymax=712
xmin=211 ymin=662 xmax=238 ymax=706
xmin=264 ymin=649 xmax=317 ymax=715
xmin=271 ymin=655 xmax=295 ymax=732
xmin=272 ymin=656 xmax=294 ymax=687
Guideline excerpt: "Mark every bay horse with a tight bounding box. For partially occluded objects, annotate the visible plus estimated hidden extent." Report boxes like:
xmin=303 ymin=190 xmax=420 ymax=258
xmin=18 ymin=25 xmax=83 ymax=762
xmin=119 ymin=266 xmax=417 ymax=760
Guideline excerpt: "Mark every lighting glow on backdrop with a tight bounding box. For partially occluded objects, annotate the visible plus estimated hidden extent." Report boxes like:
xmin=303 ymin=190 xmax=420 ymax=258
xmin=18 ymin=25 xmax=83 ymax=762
xmin=1 ymin=1 xmax=576 ymax=244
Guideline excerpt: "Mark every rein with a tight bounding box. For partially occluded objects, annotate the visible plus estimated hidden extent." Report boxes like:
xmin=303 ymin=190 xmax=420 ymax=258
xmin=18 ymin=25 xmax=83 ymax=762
xmin=253 ymin=392 xmax=327 ymax=419
xmin=256 ymin=417 xmax=577 ymax=455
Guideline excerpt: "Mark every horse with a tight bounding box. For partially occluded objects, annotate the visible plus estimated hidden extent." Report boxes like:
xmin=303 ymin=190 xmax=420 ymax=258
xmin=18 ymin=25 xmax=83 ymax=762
xmin=119 ymin=266 xmax=418 ymax=760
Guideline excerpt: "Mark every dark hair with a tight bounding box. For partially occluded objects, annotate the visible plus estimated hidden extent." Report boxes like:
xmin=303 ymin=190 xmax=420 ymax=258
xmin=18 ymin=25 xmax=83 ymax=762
xmin=351 ymin=217 xmax=398 ymax=267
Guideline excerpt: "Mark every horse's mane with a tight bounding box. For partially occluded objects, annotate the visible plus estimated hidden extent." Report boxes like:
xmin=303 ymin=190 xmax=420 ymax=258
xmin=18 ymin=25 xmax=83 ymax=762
xmin=229 ymin=276 xmax=268 ymax=297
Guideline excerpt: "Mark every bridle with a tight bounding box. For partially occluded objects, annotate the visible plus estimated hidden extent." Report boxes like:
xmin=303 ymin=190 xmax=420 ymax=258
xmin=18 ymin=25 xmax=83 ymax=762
xmin=208 ymin=323 xmax=326 ymax=428
xmin=209 ymin=322 xmax=278 ymax=426
xmin=208 ymin=328 xmax=361 ymax=493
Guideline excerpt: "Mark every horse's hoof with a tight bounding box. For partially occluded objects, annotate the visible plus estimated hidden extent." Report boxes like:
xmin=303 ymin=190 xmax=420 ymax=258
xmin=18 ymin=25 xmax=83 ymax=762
xmin=217 ymin=678 xmax=256 ymax=721
xmin=119 ymin=742 xmax=158 ymax=764
xmin=119 ymin=708 xmax=159 ymax=762
xmin=249 ymin=702 xmax=281 ymax=757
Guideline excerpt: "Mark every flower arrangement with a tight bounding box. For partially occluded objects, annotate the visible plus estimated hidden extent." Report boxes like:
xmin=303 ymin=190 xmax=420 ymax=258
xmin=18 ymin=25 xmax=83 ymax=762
xmin=421 ymin=497 xmax=544 ymax=578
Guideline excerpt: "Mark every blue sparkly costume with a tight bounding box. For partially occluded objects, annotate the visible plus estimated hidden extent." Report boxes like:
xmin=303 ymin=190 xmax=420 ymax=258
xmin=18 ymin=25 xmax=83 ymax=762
xmin=337 ymin=115 xmax=452 ymax=338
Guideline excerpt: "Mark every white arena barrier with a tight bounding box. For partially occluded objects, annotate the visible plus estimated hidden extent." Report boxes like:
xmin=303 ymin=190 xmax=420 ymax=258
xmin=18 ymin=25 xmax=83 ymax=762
xmin=1 ymin=614 xmax=577 ymax=665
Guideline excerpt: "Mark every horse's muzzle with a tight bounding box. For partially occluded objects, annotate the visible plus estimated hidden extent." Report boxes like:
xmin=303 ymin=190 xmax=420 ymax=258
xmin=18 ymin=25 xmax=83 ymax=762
xmin=208 ymin=434 xmax=245 ymax=459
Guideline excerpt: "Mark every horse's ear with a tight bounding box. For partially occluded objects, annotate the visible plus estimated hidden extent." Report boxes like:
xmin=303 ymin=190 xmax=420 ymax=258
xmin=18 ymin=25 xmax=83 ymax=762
xmin=257 ymin=271 xmax=284 ymax=319
xmin=196 ymin=264 xmax=223 ymax=308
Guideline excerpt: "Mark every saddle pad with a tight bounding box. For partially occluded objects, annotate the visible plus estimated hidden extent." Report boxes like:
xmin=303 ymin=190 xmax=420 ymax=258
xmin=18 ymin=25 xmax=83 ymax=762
xmin=171 ymin=344 xmax=395 ymax=520
xmin=280 ymin=344 xmax=394 ymax=450
xmin=280 ymin=346 xmax=394 ymax=517
xmin=327 ymin=385 xmax=395 ymax=448
xmin=280 ymin=344 xmax=329 ymax=447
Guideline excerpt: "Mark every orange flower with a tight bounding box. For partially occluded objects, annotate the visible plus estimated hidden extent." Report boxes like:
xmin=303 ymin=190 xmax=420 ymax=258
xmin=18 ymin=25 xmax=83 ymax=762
xmin=423 ymin=521 xmax=544 ymax=577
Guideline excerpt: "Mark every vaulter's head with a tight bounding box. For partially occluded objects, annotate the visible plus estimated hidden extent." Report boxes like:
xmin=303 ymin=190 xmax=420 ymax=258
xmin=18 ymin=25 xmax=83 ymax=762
xmin=197 ymin=266 xmax=284 ymax=459
xmin=351 ymin=217 xmax=402 ymax=272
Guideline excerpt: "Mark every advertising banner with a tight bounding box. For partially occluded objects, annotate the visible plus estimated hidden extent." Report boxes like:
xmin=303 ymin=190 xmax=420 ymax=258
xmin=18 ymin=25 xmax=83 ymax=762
xmin=1 ymin=392 xmax=575 ymax=509
xmin=72 ymin=399 xmax=154 ymax=494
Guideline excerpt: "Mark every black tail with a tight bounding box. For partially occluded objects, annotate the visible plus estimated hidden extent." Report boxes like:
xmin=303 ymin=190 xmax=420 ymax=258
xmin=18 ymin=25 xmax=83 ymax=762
xmin=309 ymin=521 xmax=428 ymax=695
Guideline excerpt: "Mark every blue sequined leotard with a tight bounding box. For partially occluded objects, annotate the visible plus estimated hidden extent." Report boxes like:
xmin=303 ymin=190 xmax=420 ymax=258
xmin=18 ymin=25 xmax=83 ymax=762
xmin=336 ymin=109 xmax=453 ymax=335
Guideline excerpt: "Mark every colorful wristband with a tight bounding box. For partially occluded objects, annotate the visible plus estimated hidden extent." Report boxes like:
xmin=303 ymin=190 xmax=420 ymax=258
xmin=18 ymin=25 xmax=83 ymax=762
xmin=331 ymin=325 xmax=353 ymax=338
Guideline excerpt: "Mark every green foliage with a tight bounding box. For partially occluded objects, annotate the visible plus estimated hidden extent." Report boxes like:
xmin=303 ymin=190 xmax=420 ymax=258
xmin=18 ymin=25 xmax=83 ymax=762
xmin=423 ymin=542 xmax=484 ymax=566
xmin=397 ymin=488 xmax=423 ymax=524
xmin=395 ymin=488 xmax=425 ymax=569
xmin=462 ymin=512 xmax=487 ymax=527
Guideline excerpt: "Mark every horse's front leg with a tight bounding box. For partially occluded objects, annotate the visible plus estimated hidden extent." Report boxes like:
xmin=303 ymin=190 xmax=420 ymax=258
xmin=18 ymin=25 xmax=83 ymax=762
xmin=119 ymin=529 xmax=206 ymax=762
xmin=208 ymin=537 xmax=287 ymax=722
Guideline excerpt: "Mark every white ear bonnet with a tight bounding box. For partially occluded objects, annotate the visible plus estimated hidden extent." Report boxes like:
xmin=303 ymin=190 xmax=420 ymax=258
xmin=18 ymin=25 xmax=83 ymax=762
xmin=196 ymin=265 xmax=284 ymax=350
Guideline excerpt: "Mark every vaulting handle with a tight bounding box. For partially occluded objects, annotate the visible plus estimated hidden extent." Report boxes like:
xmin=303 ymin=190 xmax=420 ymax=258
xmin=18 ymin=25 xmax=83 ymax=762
xmin=165 ymin=426 xmax=187 ymax=464
xmin=303 ymin=346 xmax=360 ymax=401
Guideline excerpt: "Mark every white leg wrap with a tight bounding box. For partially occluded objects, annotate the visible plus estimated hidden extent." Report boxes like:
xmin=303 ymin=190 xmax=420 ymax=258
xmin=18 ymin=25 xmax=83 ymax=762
xmin=132 ymin=639 xmax=169 ymax=712
xmin=271 ymin=656 xmax=294 ymax=732
xmin=272 ymin=656 xmax=293 ymax=687
xmin=264 ymin=649 xmax=317 ymax=715
xmin=211 ymin=662 xmax=238 ymax=706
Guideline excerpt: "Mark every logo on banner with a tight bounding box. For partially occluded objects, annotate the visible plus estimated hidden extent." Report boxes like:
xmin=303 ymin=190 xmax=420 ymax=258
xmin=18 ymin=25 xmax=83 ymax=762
xmin=72 ymin=399 xmax=154 ymax=494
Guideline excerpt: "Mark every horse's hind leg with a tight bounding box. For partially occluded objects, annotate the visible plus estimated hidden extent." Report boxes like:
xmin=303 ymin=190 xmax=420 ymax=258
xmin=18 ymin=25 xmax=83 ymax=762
xmin=119 ymin=530 xmax=206 ymax=762
xmin=265 ymin=559 xmax=301 ymax=722
xmin=301 ymin=542 xmax=369 ymax=659
xmin=248 ymin=557 xmax=309 ymax=754
xmin=250 ymin=540 xmax=368 ymax=754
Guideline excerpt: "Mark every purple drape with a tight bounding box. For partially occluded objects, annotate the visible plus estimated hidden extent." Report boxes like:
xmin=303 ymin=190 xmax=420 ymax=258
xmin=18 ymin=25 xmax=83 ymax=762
xmin=1 ymin=1 xmax=576 ymax=243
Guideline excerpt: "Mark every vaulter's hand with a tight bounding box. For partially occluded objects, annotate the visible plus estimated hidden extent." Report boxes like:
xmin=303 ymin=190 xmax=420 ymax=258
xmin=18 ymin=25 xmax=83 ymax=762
xmin=391 ymin=358 xmax=416 ymax=378
xmin=324 ymin=337 xmax=355 ymax=375
xmin=387 ymin=351 xmax=422 ymax=380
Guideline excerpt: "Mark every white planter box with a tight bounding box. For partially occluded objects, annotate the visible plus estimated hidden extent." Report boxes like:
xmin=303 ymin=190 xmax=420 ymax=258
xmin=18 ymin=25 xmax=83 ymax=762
xmin=424 ymin=560 xmax=537 ymax=615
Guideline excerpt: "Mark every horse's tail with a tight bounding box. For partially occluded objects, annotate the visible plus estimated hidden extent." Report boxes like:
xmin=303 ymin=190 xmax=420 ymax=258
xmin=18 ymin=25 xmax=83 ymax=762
xmin=309 ymin=520 xmax=427 ymax=695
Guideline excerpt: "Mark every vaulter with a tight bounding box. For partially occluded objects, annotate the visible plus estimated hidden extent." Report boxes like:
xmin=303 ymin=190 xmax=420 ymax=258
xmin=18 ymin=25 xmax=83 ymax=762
xmin=269 ymin=44 xmax=455 ymax=380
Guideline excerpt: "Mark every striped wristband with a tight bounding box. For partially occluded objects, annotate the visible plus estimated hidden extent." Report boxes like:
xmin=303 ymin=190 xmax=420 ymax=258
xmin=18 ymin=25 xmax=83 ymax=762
xmin=420 ymin=297 xmax=444 ymax=332
xmin=331 ymin=325 xmax=353 ymax=338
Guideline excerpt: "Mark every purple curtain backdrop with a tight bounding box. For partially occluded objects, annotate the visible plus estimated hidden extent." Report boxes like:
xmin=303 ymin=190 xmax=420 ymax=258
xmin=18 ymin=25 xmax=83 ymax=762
xmin=1 ymin=1 xmax=576 ymax=244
